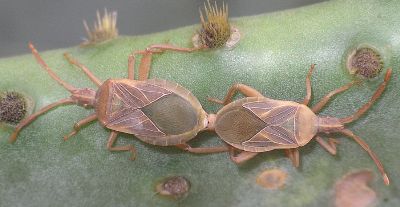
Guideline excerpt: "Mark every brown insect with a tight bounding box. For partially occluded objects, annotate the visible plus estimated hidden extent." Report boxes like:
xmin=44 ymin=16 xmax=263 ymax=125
xmin=208 ymin=65 xmax=392 ymax=185
xmin=9 ymin=43 xmax=227 ymax=159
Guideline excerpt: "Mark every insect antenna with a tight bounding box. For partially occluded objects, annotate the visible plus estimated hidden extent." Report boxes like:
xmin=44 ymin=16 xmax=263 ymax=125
xmin=28 ymin=42 xmax=77 ymax=93
xmin=63 ymin=53 xmax=102 ymax=86
xmin=339 ymin=68 xmax=392 ymax=124
xmin=339 ymin=129 xmax=390 ymax=185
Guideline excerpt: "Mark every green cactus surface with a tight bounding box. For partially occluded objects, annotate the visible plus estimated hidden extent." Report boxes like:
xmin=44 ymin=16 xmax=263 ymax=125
xmin=0 ymin=0 xmax=399 ymax=206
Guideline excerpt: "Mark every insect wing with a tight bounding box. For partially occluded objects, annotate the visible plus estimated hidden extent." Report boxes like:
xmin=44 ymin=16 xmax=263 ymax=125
xmin=259 ymin=105 xmax=297 ymax=126
xmin=242 ymin=129 xmax=281 ymax=148
xmin=105 ymin=82 xmax=172 ymax=137
xmin=111 ymin=82 xmax=172 ymax=110
xmin=106 ymin=107 xmax=165 ymax=137
xmin=242 ymin=101 xmax=299 ymax=148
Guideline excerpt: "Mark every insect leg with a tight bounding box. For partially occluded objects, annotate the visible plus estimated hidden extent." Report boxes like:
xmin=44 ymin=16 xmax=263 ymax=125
xmin=284 ymin=148 xmax=300 ymax=167
xmin=63 ymin=113 xmax=97 ymax=141
xmin=9 ymin=98 xmax=75 ymax=143
xmin=340 ymin=69 xmax=392 ymax=124
xmin=339 ymin=129 xmax=389 ymax=185
xmin=29 ymin=43 xmax=77 ymax=93
xmin=315 ymin=136 xmax=339 ymax=155
xmin=302 ymin=64 xmax=316 ymax=105
xmin=132 ymin=44 xmax=203 ymax=81
xmin=127 ymin=50 xmax=139 ymax=80
xmin=146 ymin=44 xmax=204 ymax=52
xmin=229 ymin=147 xmax=259 ymax=164
xmin=107 ymin=131 xmax=137 ymax=160
xmin=175 ymin=143 xmax=229 ymax=154
xmin=63 ymin=53 xmax=102 ymax=86
xmin=208 ymin=84 xmax=263 ymax=105
xmin=127 ymin=49 xmax=158 ymax=80
xmin=311 ymin=81 xmax=358 ymax=113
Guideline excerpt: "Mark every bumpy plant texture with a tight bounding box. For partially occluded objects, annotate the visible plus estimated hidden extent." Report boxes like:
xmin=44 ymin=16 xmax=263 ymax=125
xmin=335 ymin=170 xmax=377 ymax=207
xmin=347 ymin=47 xmax=383 ymax=79
xmin=81 ymin=9 xmax=118 ymax=46
xmin=156 ymin=176 xmax=191 ymax=200
xmin=0 ymin=0 xmax=399 ymax=206
xmin=0 ymin=92 xmax=26 ymax=124
xmin=198 ymin=1 xmax=230 ymax=48
xmin=256 ymin=168 xmax=288 ymax=190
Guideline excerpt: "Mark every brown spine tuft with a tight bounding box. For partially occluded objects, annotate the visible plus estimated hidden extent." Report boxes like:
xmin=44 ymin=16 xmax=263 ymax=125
xmin=198 ymin=1 xmax=231 ymax=48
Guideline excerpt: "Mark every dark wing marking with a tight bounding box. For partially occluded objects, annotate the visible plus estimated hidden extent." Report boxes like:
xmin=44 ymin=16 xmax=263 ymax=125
xmin=106 ymin=108 xmax=165 ymax=137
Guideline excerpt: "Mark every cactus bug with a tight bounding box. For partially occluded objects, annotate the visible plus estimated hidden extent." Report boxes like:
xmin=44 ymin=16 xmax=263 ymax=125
xmin=9 ymin=43 xmax=228 ymax=159
xmin=209 ymin=65 xmax=392 ymax=185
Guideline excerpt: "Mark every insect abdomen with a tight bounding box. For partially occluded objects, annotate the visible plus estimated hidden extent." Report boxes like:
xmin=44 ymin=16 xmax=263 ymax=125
xmin=141 ymin=93 xmax=198 ymax=135
xmin=215 ymin=106 xmax=266 ymax=145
